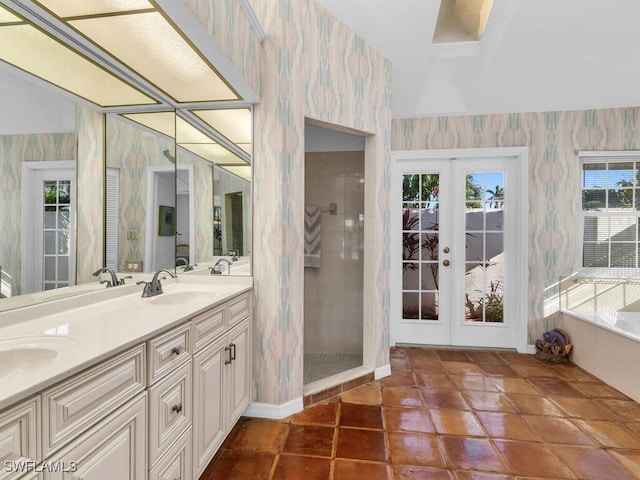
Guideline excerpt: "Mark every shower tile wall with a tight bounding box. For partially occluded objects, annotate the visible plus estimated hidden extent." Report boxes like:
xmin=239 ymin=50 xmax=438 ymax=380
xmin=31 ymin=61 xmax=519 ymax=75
xmin=305 ymin=151 xmax=364 ymax=356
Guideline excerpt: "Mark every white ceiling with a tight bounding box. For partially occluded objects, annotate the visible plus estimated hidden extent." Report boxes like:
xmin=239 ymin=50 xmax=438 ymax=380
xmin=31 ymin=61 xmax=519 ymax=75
xmin=314 ymin=0 xmax=640 ymax=118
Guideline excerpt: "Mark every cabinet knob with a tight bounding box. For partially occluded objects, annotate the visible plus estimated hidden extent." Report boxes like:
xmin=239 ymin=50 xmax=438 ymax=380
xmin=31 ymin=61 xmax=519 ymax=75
xmin=172 ymin=403 xmax=183 ymax=414
xmin=171 ymin=346 xmax=183 ymax=356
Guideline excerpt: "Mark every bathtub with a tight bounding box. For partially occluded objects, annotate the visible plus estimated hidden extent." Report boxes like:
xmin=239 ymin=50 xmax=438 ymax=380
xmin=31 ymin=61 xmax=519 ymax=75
xmin=561 ymin=309 xmax=640 ymax=403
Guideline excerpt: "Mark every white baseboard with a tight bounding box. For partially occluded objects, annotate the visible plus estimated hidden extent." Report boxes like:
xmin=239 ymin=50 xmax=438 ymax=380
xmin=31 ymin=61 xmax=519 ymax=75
xmin=527 ymin=344 xmax=536 ymax=354
xmin=374 ymin=364 xmax=391 ymax=380
xmin=243 ymin=397 xmax=304 ymax=419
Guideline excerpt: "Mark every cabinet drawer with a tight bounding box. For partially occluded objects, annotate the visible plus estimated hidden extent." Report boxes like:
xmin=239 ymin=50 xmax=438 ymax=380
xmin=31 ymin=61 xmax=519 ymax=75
xmin=0 ymin=396 xmax=40 ymax=480
xmin=42 ymin=345 xmax=145 ymax=458
xmin=148 ymin=360 xmax=192 ymax=467
xmin=193 ymin=303 xmax=226 ymax=352
xmin=147 ymin=323 xmax=191 ymax=385
xmin=149 ymin=427 xmax=192 ymax=480
xmin=227 ymin=292 xmax=251 ymax=327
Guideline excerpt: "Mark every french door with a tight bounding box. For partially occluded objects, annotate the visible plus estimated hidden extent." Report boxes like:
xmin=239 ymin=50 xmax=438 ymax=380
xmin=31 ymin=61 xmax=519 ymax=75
xmin=390 ymin=149 xmax=528 ymax=352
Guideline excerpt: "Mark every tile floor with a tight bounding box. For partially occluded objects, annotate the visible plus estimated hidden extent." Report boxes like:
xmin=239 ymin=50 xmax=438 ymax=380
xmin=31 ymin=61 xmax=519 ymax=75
xmin=200 ymin=347 xmax=640 ymax=479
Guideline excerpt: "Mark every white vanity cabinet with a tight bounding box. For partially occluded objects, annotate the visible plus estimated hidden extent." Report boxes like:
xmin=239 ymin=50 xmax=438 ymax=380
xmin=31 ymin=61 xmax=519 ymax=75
xmin=192 ymin=292 xmax=252 ymax=479
xmin=44 ymin=393 xmax=147 ymax=480
xmin=0 ymin=397 xmax=40 ymax=480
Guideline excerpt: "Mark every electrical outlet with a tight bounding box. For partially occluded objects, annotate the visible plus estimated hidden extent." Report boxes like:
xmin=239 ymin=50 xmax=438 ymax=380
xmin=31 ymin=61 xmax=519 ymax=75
xmin=125 ymin=260 xmax=142 ymax=272
xmin=127 ymin=230 xmax=139 ymax=241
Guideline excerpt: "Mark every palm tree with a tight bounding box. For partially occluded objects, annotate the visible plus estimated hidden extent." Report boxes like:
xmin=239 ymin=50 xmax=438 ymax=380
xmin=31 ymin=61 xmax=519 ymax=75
xmin=486 ymin=185 xmax=504 ymax=208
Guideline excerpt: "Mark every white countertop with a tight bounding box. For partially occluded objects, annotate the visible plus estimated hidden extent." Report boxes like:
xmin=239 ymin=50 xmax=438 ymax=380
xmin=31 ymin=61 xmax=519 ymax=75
xmin=0 ymin=275 xmax=252 ymax=410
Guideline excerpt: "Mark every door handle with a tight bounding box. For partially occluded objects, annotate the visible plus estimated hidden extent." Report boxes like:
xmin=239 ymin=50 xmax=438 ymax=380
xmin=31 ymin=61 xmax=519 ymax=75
xmin=443 ymin=247 xmax=450 ymax=253
xmin=225 ymin=346 xmax=232 ymax=364
xmin=442 ymin=259 xmax=450 ymax=266
xmin=230 ymin=343 xmax=236 ymax=361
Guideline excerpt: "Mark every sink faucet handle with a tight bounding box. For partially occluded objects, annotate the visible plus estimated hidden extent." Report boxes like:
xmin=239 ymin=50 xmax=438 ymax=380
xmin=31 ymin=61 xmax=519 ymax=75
xmin=118 ymin=275 xmax=133 ymax=285
xmin=99 ymin=279 xmax=112 ymax=288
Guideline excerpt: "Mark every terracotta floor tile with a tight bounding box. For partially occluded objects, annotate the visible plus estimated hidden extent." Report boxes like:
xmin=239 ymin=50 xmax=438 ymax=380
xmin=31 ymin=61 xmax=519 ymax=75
xmin=290 ymin=401 xmax=338 ymax=426
xmin=496 ymin=352 xmax=541 ymax=365
xmin=526 ymin=377 xmax=586 ymax=397
xmin=573 ymin=419 xmax=640 ymax=449
xmin=437 ymin=350 xmax=472 ymax=362
xmin=505 ymin=393 xmax=565 ymax=416
xmin=420 ymin=388 xmax=470 ymax=410
xmin=492 ymin=440 xmax=574 ymax=478
xmin=415 ymin=373 xmax=456 ymax=389
xmin=333 ymin=459 xmax=391 ymax=480
xmin=339 ymin=403 xmax=383 ymax=429
xmin=551 ymin=397 xmax=617 ymax=420
xmin=228 ymin=419 xmax=289 ymax=453
xmin=382 ymin=386 xmax=425 ymax=407
xmin=387 ymin=432 xmax=446 ymax=468
xmin=393 ymin=465 xmax=453 ymax=480
xmin=599 ymin=399 xmax=640 ymax=422
xmin=383 ymin=406 xmax=434 ymax=433
xmin=465 ymin=351 xmax=505 ymax=364
xmin=479 ymin=363 xmax=519 ymax=377
xmin=450 ymin=374 xmax=501 ymax=392
xmin=204 ymin=450 xmax=275 ymax=480
xmin=341 ymin=384 xmax=382 ymax=405
xmin=523 ymin=415 xmax=594 ymax=445
xmin=552 ymin=364 xmax=600 ymax=382
xmin=439 ymin=435 xmax=506 ymax=472
xmin=462 ymin=391 xmax=517 ymax=413
xmin=377 ymin=370 xmax=417 ymax=387
xmin=430 ymin=408 xmax=485 ymax=436
xmin=551 ymin=444 xmax=635 ymax=480
xmin=572 ymin=383 xmax=628 ymax=399
xmin=443 ymin=361 xmax=484 ymax=376
xmin=453 ymin=473 xmax=514 ymax=480
xmin=271 ymin=455 xmax=331 ymax=480
xmin=409 ymin=355 xmax=448 ymax=373
xmin=336 ymin=428 xmax=387 ymax=462
xmin=282 ymin=424 xmax=335 ymax=457
xmin=489 ymin=378 xmax=538 ymax=395
xmin=609 ymin=450 xmax=640 ymax=478
xmin=476 ymin=412 xmax=540 ymax=441
xmin=511 ymin=365 xmax=560 ymax=378
xmin=201 ymin=347 xmax=640 ymax=480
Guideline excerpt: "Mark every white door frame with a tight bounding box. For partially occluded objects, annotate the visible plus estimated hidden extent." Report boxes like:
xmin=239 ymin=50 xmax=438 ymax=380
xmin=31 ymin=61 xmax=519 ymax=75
xmin=21 ymin=160 xmax=76 ymax=294
xmin=390 ymin=147 xmax=529 ymax=353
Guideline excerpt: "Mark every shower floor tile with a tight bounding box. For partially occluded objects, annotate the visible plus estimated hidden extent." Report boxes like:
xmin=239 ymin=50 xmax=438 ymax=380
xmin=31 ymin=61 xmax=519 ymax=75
xmin=304 ymin=352 xmax=362 ymax=385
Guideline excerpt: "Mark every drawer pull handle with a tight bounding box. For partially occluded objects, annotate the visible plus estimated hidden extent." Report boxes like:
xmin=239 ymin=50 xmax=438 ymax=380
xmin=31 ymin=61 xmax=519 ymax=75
xmin=230 ymin=343 xmax=237 ymax=361
xmin=172 ymin=403 xmax=183 ymax=414
xmin=172 ymin=346 xmax=183 ymax=356
xmin=225 ymin=346 xmax=232 ymax=364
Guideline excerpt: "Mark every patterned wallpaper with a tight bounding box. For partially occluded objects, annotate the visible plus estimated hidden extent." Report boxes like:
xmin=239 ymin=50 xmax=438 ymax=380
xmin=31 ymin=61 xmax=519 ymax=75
xmin=76 ymin=104 xmax=104 ymax=284
xmin=246 ymin=0 xmax=391 ymax=405
xmin=0 ymin=132 xmax=76 ymax=295
xmin=392 ymin=108 xmax=640 ymax=341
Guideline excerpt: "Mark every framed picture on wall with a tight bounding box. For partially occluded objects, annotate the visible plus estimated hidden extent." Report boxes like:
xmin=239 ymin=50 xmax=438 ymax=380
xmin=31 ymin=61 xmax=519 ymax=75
xmin=158 ymin=205 xmax=175 ymax=236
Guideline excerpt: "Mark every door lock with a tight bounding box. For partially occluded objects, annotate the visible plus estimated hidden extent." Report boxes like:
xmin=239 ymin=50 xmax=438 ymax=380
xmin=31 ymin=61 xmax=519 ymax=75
xmin=443 ymin=247 xmax=450 ymax=254
xmin=443 ymin=259 xmax=450 ymax=266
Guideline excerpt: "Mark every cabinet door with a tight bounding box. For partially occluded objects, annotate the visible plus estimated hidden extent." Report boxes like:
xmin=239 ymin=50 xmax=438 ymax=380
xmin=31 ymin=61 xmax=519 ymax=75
xmin=45 ymin=393 xmax=146 ymax=480
xmin=227 ymin=319 xmax=251 ymax=427
xmin=192 ymin=337 xmax=227 ymax=478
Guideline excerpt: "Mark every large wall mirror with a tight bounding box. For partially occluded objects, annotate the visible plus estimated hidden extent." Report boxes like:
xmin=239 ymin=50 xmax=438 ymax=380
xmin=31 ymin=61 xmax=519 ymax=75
xmin=0 ymin=1 xmax=254 ymax=313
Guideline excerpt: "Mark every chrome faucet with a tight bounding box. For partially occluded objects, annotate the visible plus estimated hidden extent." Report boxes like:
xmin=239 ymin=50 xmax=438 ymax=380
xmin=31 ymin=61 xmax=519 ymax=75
xmin=209 ymin=258 xmax=231 ymax=275
xmin=92 ymin=267 xmax=130 ymax=287
xmin=224 ymin=250 xmax=239 ymax=262
xmin=176 ymin=258 xmax=196 ymax=271
xmin=137 ymin=269 xmax=176 ymax=297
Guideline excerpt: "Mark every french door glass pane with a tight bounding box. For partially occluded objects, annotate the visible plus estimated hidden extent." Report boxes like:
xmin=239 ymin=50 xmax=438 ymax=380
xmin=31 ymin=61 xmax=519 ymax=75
xmin=402 ymin=173 xmax=440 ymax=321
xmin=42 ymin=179 xmax=72 ymax=290
xmin=464 ymin=170 xmax=505 ymax=324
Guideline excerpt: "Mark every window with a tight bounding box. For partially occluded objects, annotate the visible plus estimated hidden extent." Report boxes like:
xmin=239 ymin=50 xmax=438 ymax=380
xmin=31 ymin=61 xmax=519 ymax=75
xmin=580 ymin=152 xmax=640 ymax=271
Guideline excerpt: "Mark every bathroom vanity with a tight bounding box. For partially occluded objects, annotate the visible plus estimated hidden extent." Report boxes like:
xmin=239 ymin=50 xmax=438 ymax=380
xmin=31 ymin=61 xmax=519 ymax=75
xmin=0 ymin=276 xmax=252 ymax=480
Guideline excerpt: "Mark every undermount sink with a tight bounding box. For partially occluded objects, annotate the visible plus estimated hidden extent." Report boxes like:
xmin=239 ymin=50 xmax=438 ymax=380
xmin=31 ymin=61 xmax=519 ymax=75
xmin=0 ymin=335 xmax=78 ymax=381
xmin=148 ymin=290 xmax=213 ymax=305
